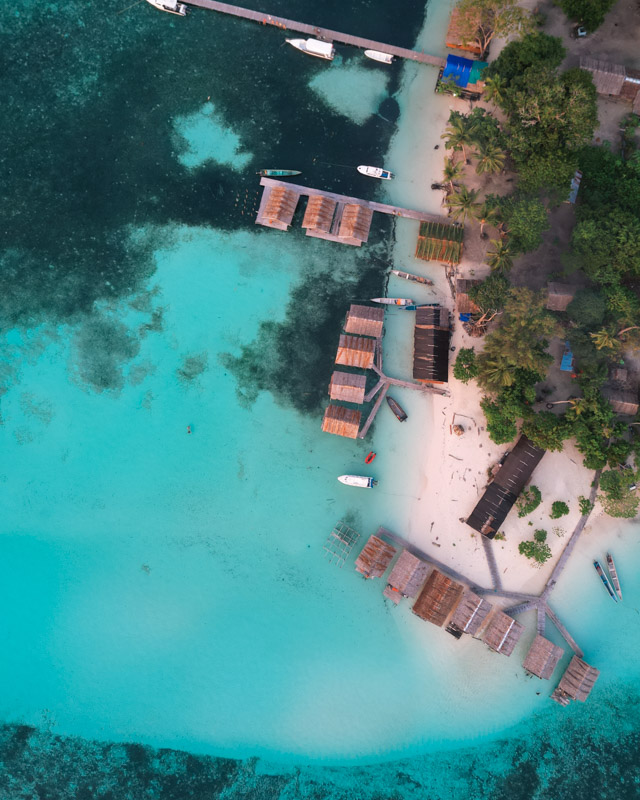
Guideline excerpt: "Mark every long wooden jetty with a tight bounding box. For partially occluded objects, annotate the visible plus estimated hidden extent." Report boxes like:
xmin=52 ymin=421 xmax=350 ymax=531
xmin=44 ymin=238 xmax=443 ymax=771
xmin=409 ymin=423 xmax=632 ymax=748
xmin=184 ymin=0 xmax=446 ymax=67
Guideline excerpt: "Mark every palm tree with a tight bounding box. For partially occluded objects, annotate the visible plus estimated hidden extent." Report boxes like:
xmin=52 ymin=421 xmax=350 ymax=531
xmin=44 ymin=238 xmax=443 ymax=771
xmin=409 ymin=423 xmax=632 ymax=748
xmin=590 ymin=327 xmax=620 ymax=353
xmin=475 ymin=201 xmax=499 ymax=238
xmin=479 ymin=357 xmax=515 ymax=391
xmin=475 ymin=141 xmax=506 ymax=175
xmin=483 ymin=75 xmax=507 ymax=110
xmin=446 ymin=185 xmax=480 ymax=224
xmin=442 ymin=156 xmax=464 ymax=194
xmin=486 ymin=240 xmax=513 ymax=273
xmin=440 ymin=113 xmax=475 ymax=163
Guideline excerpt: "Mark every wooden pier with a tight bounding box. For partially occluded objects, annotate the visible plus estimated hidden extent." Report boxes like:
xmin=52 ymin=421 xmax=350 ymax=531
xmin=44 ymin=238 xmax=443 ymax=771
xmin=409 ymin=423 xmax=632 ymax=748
xmin=184 ymin=0 xmax=447 ymax=67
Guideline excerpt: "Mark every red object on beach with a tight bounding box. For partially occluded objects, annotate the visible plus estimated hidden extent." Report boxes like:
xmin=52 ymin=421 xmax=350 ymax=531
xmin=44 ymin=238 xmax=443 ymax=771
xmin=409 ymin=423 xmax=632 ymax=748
xmin=365 ymin=451 xmax=376 ymax=464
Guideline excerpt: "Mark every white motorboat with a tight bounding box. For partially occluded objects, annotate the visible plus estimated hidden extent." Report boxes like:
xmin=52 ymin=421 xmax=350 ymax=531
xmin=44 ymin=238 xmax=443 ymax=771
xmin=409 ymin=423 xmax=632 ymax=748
xmin=145 ymin=0 xmax=188 ymax=15
xmin=371 ymin=297 xmax=415 ymax=306
xmin=285 ymin=38 xmax=335 ymax=60
xmin=338 ymin=475 xmax=377 ymax=489
xmin=357 ymin=165 xmax=394 ymax=179
xmin=364 ymin=50 xmax=394 ymax=65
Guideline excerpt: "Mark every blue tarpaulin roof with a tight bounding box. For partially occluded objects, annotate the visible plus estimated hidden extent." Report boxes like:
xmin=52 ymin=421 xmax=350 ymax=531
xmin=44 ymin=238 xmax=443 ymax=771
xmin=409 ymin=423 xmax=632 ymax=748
xmin=443 ymin=55 xmax=488 ymax=88
xmin=560 ymin=342 xmax=574 ymax=372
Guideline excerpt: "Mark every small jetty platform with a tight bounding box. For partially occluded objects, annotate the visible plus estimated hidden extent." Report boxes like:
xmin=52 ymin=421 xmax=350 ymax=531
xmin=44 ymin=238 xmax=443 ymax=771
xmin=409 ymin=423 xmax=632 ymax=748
xmin=184 ymin=0 xmax=446 ymax=67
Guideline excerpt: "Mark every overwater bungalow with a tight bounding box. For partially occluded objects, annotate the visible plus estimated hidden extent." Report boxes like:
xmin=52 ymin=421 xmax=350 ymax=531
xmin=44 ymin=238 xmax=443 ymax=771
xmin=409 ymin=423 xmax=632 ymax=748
xmin=344 ymin=304 xmax=385 ymax=339
xmin=445 ymin=589 xmax=492 ymax=638
xmin=413 ymin=306 xmax=451 ymax=384
xmin=445 ymin=6 xmax=483 ymax=56
xmin=602 ymin=388 xmax=639 ymax=416
xmin=355 ymin=534 xmax=396 ymax=579
xmin=415 ymin=221 xmax=464 ymax=265
xmin=412 ymin=568 xmax=464 ymax=626
xmin=482 ymin=611 xmax=524 ymax=656
xmin=338 ymin=204 xmax=374 ymax=246
xmin=523 ymin=634 xmax=564 ymax=680
xmin=383 ymin=549 xmax=430 ymax=604
xmin=551 ymin=655 xmax=600 ymax=705
xmin=466 ymin=435 xmax=545 ymax=538
xmin=260 ymin=185 xmax=300 ymax=230
xmin=321 ymin=404 xmax=361 ymax=438
xmin=546 ymin=283 xmax=577 ymax=312
xmin=335 ymin=334 xmax=376 ymax=369
xmin=456 ymin=279 xmax=481 ymax=315
xmin=328 ymin=371 xmax=367 ymax=405
xmin=301 ymin=194 xmax=337 ymax=234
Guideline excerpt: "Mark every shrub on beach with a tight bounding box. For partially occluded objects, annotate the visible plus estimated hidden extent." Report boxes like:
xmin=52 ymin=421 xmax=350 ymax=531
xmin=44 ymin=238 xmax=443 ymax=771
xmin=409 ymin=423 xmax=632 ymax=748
xmin=518 ymin=528 xmax=552 ymax=564
xmin=550 ymin=501 xmax=570 ymax=519
xmin=516 ymin=485 xmax=542 ymax=517
xmin=453 ymin=348 xmax=479 ymax=383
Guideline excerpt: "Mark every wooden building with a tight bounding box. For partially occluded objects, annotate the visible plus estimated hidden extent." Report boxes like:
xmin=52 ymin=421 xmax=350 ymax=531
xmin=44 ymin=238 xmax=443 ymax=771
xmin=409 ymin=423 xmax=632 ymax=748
xmin=445 ymin=6 xmax=483 ymax=56
xmin=302 ymin=194 xmax=337 ymax=234
xmin=321 ymin=404 xmax=361 ymax=438
xmin=412 ymin=569 xmax=464 ymax=627
xmin=338 ymin=204 xmax=374 ymax=246
xmin=328 ymin=371 xmax=366 ymax=405
xmin=546 ymin=283 xmax=577 ymax=312
xmin=482 ymin=611 xmax=524 ymax=656
xmin=466 ymin=435 xmax=545 ymax=538
xmin=580 ymin=56 xmax=626 ymax=94
xmin=413 ymin=306 xmax=451 ymax=384
xmin=551 ymin=656 xmax=600 ymax=705
xmin=456 ymin=279 xmax=481 ymax=314
xmin=355 ymin=534 xmax=396 ymax=579
xmin=261 ymin=186 xmax=300 ymax=230
xmin=523 ymin=634 xmax=564 ymax=680
xmin=383 ymin=550 xmax=430 ymax=604
xmin=344 ymin=304 xmax=385 ymax=338
xmin=445 ymin=590 xmax=492 ymax=638
xmin=335 ymin=334 xmax=376 ymax=369
xmin=603 ymin=388 xmax=639 ymax=416
xmin=415 ymin=221 xmax=464 ymax=265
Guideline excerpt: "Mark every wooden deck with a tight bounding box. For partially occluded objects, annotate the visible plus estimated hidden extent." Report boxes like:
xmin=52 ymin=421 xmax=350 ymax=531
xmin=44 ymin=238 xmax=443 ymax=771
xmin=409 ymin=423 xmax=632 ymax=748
xmin=184 ymin=0 xmax=446 ymax=67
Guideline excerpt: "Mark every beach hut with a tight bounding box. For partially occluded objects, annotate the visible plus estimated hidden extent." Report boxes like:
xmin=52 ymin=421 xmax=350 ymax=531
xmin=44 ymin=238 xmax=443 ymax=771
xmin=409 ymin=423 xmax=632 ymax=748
xmin=602 ymin=388 xmax=639 ymax=416
xmin=338 ymin=204 xmax=374 ymax=246
xmin=355 ymin=534 xmax=396 ymax=579
xmin=466 ymin=435 xmax=545 ymax=538
xmin=344 ymin=304 xmax=385 ymax=339
xmin=546 ymin=283 xmax=577 ymax=312
xmin=456 ymin=279 xmax=481 ymax=315
xmin=321 ymin=404 xmax=361 ymax=439
xmin=523 ymin=635 xmax=564 ymax=680
xmin=328 ymin=371 xmax=366 ymax=405
xmin=551 ymin=656 xmax=600 ymax=706
xmin=335 ymin=334 xmax=376 ymax=369
xmin=580 ymin=57 xmax=626 ymax=95
xmin=415 ymin=221 xmax=464 ymax=265
xmin=383 ymin=550 xmax=430 ymax=604
xmin=482 ymin=611 xmax=524 ymax=656
xmin=413 ymin=306 xmax=451 ymax=384
xmin=302 ymin=194 xmax=337 ymax=233
xmin=260 ymin=185 xmax=300 ymax=230
xmin=438 ymin=55 xmax=488 ymax=99
xmin=412 ymin=569 xmax=464 ymax=627
xmin=445 ymin=590 xmax=492 ymax=638
xmin=445 ymin=6 xmax=483 ymax=56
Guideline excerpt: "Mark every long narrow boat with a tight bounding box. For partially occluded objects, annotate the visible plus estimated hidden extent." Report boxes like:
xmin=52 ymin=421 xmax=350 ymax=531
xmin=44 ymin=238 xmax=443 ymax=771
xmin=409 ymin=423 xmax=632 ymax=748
xmin=371 ymin=297 xmax=414 ymax=306
xmin=256 ymin=169 xmax=302 ymax=177
xmin=399 ymin=303 xmax=437 ymax=311
xmin=390 ymin=269 xmax=433 ymax=286
xmin=606 ymin=553 xmax=623 ymax=600
xmin=386 ymin=396 xmax=408 ymax=422
xmin=338 ymin=475 xmax=377 ymax=489
xmin=594 ymin=560 xmax=617 ymax=602
xmin=145 ymin=0 xmax=188 ymax=15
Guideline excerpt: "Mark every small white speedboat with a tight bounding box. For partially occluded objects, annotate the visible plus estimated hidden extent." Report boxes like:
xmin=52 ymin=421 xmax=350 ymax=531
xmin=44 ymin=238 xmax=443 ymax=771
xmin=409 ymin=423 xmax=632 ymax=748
xmin=338 ymin=475 xmax=377 ymax=489
xmin=357 ymin=165 xmax=394 ymax=180
xmin=364 ymin=50 xmax=394 ymax=65
xmin=371 ymin=297 xmax=415 ymax=306
xmin=285 ymin=38 xmax=335 ymax=60
xmin=145 ymin=0 xmax=188 ymax=15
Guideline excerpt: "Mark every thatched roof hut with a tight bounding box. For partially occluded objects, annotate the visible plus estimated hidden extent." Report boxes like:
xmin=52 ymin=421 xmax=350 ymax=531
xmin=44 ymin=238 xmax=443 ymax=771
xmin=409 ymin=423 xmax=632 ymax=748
xmin=603 ymin=388 xmax=639 ymax=416
xmin=413 ymin=306 xmax=451 ymax=384
xmin=415 ymin=221 xmax=464 ymax=264
xmin=445 ymin=6 xmax=483 ymax=56
xmin=551 ymin=656 xmax=600 ymax=705
xmin=580 ymin=56 xmax=626 ymax=95
xmin=546 ymin=283 xmax=577 ymax=312
xmin=328 ymin=371 xmax=366 ymax=404
xmin=383 ymin=550 xmax=430 ymax=604
xmin=610 ymin=367 xmax=628 ymax=384
xmin=321 ymin=404 xmax=361 ymax=438
xmin=335 ymin=334 xmax=376 ymax=369
xmin=412 ymin=569 xmax=464 ymax=627
xmin=523 ymin=634 xmax=564 ymax=680
xmin=302 ymin=194 xmax=337 ymax=233
xmin=262 ymin=186 xmax=300 ymax=230
xmin=355 ymin=534 xmax=396 ymax=579
xmin=344 ymin=304 xmax=385 ymax=338
xmin=456 ymin=279 xmax=480 ymax=314
xmin=446 ymin=590 xmax=492 ymax=638
xmin=482 ymin=611 xmax=524 ymax=656
xmin=338 ymin=204 xmax=374 ymax=245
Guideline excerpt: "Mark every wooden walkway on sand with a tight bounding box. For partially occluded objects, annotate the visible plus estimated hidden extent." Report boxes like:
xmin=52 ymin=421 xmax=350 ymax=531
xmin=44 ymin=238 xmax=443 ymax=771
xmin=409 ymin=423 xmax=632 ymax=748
xmin=184 ymin=0 xmax=447 ymax=67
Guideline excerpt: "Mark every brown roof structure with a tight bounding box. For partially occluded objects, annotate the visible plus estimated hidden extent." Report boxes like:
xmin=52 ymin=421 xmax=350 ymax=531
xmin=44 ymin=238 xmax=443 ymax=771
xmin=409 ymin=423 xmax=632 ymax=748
xmin=546 ymin=283 xmax=577 ymax=312
xmin=412 ymin=569 xmax=464 ymax=627
xmin=603 ymin=388 xmax=639 ymax=416
xmin=344 ymin=304 xmax=385 ymax=338
xmin=383 ymin=550 xmax=430 ymax=604
xmin=328 ymin=371 xmax=367 ymax=405
xmin=413 ymin=306 xmax=451 ymax=384
xmin=551 ymin=656 xmax=600 ymax=705
xmin=445 ymin=590 xmax=492 ymax=638
xmin=338 ymin=204 xmax=374 ymax=245
xmin=415 ymin=221 xmax=464 ymax=264
xmin=302 ymin=194 xmax=337 ymax=233
xmin=580 ymin=56 xmax=626 ymax=95
xmin=610 ymin=367 xmax=628 ymax=384
xmin=262 ymin=186 xmax=300 ymax=230
xmin=335 ymin=334 xmax=376 ymax=369
xmin=482 ymin=611 xmax=524 ymax=656
xmin=523 ymin=635 xmax=564 ymax=680
xmin=445 ymin=6 xmax=483 ymax=55
xmin=456 ymin=279 xmax=481 ymax=314
xmin=355 ymin=534 xmax=396 ymax=579
xmin=321 ymin=404 xmax=361 ymax=438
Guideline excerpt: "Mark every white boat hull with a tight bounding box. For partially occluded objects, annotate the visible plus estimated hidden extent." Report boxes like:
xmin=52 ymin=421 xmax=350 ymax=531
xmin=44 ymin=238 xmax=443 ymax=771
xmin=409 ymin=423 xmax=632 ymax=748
xmin=285 ymin=38 xmax=335 ymax=60
xmin=371 ymin=297 xmax=415 ymax=306
xmin=338 ymin=475 xmax=377 ymax=489
xmin=357 ymin=165 xmax=394 ymax=179
xmin=364 ymin=49 xmax=394 ymax=64
xmin=145 ymin=0 xmax=188 ymax=15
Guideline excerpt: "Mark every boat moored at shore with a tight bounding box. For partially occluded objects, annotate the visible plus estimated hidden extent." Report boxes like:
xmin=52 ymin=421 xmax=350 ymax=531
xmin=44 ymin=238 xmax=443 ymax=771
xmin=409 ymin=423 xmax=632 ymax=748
xmin=391 ymin=268 xmax=433 ymax=286
xmin=338 ymin=474 xmax=377 ymax=488
xmin=606 ymin=553 xmax=623 ymax=600
xmin=145 ymin=0 xmax=188 ymax=15
xmin=357 ymin=165 xmax=394 ymax=179
xmin=594 ymin=560 xmax=617 ymax=601
xmin=364 ymin=49 xmax=394 ymax=64
xmin=386 ymin=396 xmax=408 ymax=422
xmin=371 ymin=297 xmax=414 ymax=306
xmin=285 ymin=38 xmax=335 ymax=60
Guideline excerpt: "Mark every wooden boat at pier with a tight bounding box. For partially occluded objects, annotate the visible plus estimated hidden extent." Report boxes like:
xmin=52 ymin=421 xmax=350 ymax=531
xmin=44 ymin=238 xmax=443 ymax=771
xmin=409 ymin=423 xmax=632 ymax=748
xmin=338 ymin=474 xmax=377 ymax=488
xmin=285 ymin=38 xmax=335 ymax=60
xmin=357 ymin=165 xmax=394 ymax=180
xmin=594 ymin=560 xmax=617 ymax=602
xmin=364 ymin=49 xmax=394 ymax=64
xmin=390 ymin=269 xmax=433 ymax=286
xmin=386 ymin=395 xmax=408 ymax=422
xmin=256 ymin=169 xmax=301 ymax=177
xmin=606 ymin=553 xmax=622 ymax=600
xmin=145 ymin=0 xmax=188 ymax=15
xmin=371 ymin=297 xmax=414 ymax=306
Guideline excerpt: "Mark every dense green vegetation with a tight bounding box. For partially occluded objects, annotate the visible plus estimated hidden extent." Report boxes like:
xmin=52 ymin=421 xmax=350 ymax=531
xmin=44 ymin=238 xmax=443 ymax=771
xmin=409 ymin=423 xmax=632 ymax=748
xmin=559 ymin=0 xmax=616 ymax=32
xmin=550 ymin=501 xmax=570 ymax=519
xmin=516 ymin=485 xmax=542 ymax=517
xmin=453 ymin=348 xmax=479 ymax=383
xmin=518 ymin=528 xmax=552 ymax=563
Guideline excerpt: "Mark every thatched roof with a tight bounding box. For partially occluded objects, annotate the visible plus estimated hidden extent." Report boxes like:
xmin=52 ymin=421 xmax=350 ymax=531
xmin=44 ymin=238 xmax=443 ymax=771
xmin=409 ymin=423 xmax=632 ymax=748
xmin=551 ymin=656 xmax=599 ymax=705
xmin=446 ymin=590 xmax=492 ymax=637
xmin=262 ymin=186 xmax=299 ymax=228
xmin=416 ymin=306 xmax=450 ymax=328
xmin=338 ymin=204 xmax=374 ymax=243
xmin=302 ymin=194 xmax=337 ymax=232
xmin=384 ymin=550 xmax=430 ymax=604
xmin=546 ymin=282 xmax=577 ymax=312
xmin=321 ymin=404 xmax=361 ymax=438
xmin=610 ymin=367 xmax=628 ymax=384
xmin=482 ymin=611 xmax=524 ymax=656
xmin=412 ymin=569 xmax=464 ymax=627
xmin=523 ymin=635 xmax=564 ymax=680
xmin=355 ymin=535 xmax=396 ymax=579
xmin=335 ymin=334 xmax=376 ymax=369
xmin=445 ymin=6 xmax=483 ymax=55
xmin=456 ymin=279 xmax=481 ymax=314
xmin=415 ymin=221 xmax=464 ymax=264
xmin=413 ymin=306 xmax=451 ymax=384
xmin=344 ymin=304 xmax=385 ymax=338
xmin=328 ymin=371 xmax=366 ymax=404
xmin=580 ymin=56 xmax=626 ymax=95
xmin=603 ymin=388 xmax=639 ymax=416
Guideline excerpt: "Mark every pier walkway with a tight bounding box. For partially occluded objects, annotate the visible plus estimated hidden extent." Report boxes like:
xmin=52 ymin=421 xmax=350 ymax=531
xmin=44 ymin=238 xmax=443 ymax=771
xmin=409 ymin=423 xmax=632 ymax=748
xmin=184 ymin=0 xmax=447 ymax=67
